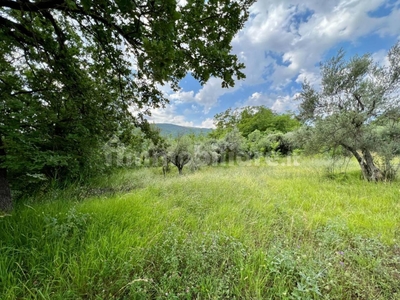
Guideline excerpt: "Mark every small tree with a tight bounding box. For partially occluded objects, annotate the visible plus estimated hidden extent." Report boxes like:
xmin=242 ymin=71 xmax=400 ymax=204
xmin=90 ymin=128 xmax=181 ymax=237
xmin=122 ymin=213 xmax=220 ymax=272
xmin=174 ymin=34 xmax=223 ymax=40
xmin=246 ymin=130 xmax=263 ymax=159
xmin=197 ymin=139 xmax=220 ymax=166
xmin=167 ymin=136 xmax=192 ymax=175
xmin=298 ymin=42 xmax=400 ymax=181
xmin=223 ymin=127 xmax=245 ymax=165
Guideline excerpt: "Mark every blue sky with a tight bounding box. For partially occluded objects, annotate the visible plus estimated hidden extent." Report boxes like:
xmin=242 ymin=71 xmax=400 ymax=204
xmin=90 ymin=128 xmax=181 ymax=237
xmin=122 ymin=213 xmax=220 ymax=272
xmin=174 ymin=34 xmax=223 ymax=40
xmin=148 ymin=0 xmax=400 ymax=128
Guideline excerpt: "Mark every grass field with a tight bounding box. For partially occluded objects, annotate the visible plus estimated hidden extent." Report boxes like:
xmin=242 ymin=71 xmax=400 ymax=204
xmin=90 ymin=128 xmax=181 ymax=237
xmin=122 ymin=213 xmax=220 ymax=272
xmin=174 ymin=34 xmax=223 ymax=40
xmin=1 ymin=158 xmax=399 ymax=299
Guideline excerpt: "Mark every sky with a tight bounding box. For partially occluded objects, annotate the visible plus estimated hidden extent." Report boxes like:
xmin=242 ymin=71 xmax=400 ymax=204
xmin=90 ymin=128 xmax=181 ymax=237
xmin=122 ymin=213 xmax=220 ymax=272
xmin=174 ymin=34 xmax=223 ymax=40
xmin=147 ymin=0 xmax=400 ymax=128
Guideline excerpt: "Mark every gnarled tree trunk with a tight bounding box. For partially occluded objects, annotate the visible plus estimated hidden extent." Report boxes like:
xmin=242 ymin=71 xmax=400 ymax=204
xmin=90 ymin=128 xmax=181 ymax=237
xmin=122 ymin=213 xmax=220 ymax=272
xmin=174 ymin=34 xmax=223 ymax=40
xmin=178 ymin=166 xmax=183 ymax=175
xmin=0 ymin=138 xmax=12 ymax=212
xmin=169 ymin=153 xmax=190 ymax=175
xmin=342 ymin=144 xmax=383 ymax=181
xmin=361 ymin=148 xmax=383 ymax=181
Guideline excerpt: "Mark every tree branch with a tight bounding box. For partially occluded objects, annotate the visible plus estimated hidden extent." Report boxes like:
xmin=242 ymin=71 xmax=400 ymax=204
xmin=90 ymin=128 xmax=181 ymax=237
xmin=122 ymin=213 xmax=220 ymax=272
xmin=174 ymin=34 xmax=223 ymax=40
xmin=40 ymin=10 xmax=66 ymax=51
xmin=353 ymin=93 xmax=364 ymax=111
xmin=1 ymin=1 xmax=142 ymax=48
xmin=341 ymin=143 xmax=363 ymax=164
xmin=71 ymin=6 xmax=143 ymax=47
xmin=0 ymin=15 xmax=45 ymax=46
xmin=11 ymin=88 xmax=50 ymax=96
xmin=0 ymin=0 xmax=65 ymax=12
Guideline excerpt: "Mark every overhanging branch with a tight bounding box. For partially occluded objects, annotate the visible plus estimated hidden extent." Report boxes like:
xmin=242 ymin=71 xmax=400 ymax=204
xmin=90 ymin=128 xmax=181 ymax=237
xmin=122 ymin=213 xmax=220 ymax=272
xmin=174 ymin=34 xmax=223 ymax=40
xmin=0 ymin=0 xmax=65 ymax=12
xmin=0 ymin=15 xmax=45 ymax=45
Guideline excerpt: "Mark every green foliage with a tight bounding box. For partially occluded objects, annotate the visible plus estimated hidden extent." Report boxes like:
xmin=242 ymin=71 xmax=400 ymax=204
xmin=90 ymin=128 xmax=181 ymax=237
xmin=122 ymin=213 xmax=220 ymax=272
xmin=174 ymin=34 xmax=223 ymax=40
xmin=224 ymin=127 xmax=245 ymax=154
xmin=238 ymin=107 xmax=300 ymax=137
xmin=43 ymin=207 xmax=91 ymax=240
xmin=247 ymin=130 xmax=297 ymax=157
xmin=371 ymin=122 xmax=400 ymax=180
xmin=212 ymin=106 xmax=300 ymax=138
xmin=210 ymin=106 xmax=300 ymax=160
xmin=196 ymin=139 xmax=221 ymax=166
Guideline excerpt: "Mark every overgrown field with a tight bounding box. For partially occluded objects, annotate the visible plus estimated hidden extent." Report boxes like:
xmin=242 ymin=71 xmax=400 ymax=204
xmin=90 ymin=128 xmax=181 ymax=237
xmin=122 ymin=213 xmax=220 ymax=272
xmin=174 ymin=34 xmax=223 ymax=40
xmin=1 ymin=158 xmax=399 ymax=299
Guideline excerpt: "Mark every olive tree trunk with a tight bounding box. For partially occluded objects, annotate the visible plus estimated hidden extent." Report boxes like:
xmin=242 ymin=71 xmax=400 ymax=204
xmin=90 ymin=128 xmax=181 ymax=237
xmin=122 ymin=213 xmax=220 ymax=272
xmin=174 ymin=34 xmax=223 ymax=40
xmin=169 ymin=153 xmax=190 ymax=176
xmin=342 ymin=144 xmax=383 ymax=181
xmin=360 ymin=148 xmax=383 ymax=181
xmin=178 ymin=166 xmax=183 ymax=175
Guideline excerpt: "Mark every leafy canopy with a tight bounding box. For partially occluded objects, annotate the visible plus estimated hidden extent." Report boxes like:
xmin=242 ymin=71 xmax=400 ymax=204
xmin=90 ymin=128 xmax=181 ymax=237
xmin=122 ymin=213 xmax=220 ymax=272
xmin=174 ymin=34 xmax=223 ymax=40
xmin=212 ymin=106 xmax=300 ymax=138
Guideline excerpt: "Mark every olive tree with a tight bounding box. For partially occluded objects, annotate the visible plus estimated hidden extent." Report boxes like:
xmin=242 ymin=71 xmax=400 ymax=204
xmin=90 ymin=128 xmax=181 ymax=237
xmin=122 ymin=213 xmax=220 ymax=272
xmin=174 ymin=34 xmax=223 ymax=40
xmin=298 ymin=42 xmax=400 ymax=181
xmin=167 ymin=135 xmax=192 ymax=175
xmin=223 ymin=127 xmax=245 ymax=165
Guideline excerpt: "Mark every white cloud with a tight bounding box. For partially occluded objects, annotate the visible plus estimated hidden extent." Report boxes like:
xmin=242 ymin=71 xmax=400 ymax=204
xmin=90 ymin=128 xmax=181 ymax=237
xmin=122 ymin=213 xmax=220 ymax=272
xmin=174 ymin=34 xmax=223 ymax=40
xmin=147 ymin=104 xmax=194 ymax=127
xmin=147 ymin=104 xmax=216 ymax=128
xmin=243 ymin=92 xmax=299 ymax=113
xmin=200 ymin=118 xmax=216 ymax=129
xmin=165 ymin=77 xmax=239 ymax=113
xmin=295 ymin=68 xmax=321 ymax=87
xmin=193 ymin=78 xmax=238 ymax=113
xmin=169 ymin=90 xmax=195 ymax=103
xmin=245 ymin=92 xmax=274 ymax=107
xmin=271 ymin=94 xmax=299 ymax=113
xmin=372 ymin=49 xmax=391 ymax=67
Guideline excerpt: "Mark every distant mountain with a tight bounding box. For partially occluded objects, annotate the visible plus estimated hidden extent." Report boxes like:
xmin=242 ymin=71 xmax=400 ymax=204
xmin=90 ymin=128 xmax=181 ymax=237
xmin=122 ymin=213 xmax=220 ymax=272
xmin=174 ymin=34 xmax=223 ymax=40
xmin=154 ymin=123 xmax=212 ymax=137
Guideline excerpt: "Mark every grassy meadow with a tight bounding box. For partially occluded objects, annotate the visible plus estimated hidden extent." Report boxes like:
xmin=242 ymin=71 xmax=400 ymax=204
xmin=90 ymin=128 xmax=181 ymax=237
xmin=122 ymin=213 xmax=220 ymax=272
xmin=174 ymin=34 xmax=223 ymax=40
xmin=1 ymin=157 xmax=399 ymax=299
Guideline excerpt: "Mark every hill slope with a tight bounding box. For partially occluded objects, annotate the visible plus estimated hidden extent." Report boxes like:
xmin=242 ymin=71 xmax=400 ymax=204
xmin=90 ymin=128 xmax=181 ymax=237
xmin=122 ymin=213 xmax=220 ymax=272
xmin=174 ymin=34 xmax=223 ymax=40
xmin=154 ymin=123 xmax=212 ymax=137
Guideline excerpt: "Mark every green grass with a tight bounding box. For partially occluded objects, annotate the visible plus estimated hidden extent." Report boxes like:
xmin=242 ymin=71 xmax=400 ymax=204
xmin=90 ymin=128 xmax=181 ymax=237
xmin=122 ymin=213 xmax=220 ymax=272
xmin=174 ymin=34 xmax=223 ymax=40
xmin=1 ymin=158 xmax=400 ymax=299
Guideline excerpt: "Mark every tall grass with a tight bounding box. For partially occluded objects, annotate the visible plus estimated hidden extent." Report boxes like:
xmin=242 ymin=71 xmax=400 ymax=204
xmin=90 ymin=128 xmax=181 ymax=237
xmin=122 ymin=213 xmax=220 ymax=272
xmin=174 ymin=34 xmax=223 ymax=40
xmin=1 ymin=158 xmax=399 ymax=299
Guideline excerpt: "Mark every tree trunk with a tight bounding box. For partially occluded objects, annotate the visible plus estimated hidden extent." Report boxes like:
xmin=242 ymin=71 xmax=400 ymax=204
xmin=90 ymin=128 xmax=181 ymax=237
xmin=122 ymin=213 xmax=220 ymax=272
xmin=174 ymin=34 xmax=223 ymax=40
xmin=178 ymin=166 xmax=183 ymax=175
xmin=0 ymin=138 xmax=12 ymax=212
xmin=361 ymin=149 xmax=383 ymax=181
xmin=162 ymin=155 xmax=170 ymax=178
xmin=342 ymin=144 xmax=383 ymax=181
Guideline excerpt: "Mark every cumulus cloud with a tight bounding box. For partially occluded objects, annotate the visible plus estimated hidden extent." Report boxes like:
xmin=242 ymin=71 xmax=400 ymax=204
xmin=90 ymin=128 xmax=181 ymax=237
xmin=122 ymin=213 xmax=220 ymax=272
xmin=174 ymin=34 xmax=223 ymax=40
xmin=200 ymin=118 xmax=216 ymax=129
xmin=147 ymin=104 xmax=195 ymax=127
xmin=147 ymin=104 xmax=216 ymax=128
xmin=372 ymin=49 xmax=391 ymax=67
xmin=169 ymin=90 xmax=195 ymax=103
xmin=271 ymin=94 xmax=300 ymax=113
xmin=245 ymin=92 xmax=274 ymax=107
xmin=296 ymin=68 xmax=321 ymax=87
xmin=193 ymin=78 xmax=239 ymax=113
xmin=164 ymin=77 xmax=240 ymax=113
xmin=243 ymin=92 xmax=299 ymax=113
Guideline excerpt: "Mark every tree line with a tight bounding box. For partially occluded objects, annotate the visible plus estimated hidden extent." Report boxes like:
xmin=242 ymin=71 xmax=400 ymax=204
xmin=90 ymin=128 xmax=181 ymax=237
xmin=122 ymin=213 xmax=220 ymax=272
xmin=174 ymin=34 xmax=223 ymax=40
xmin=136 ymin=107 xmax=300 ymax=176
